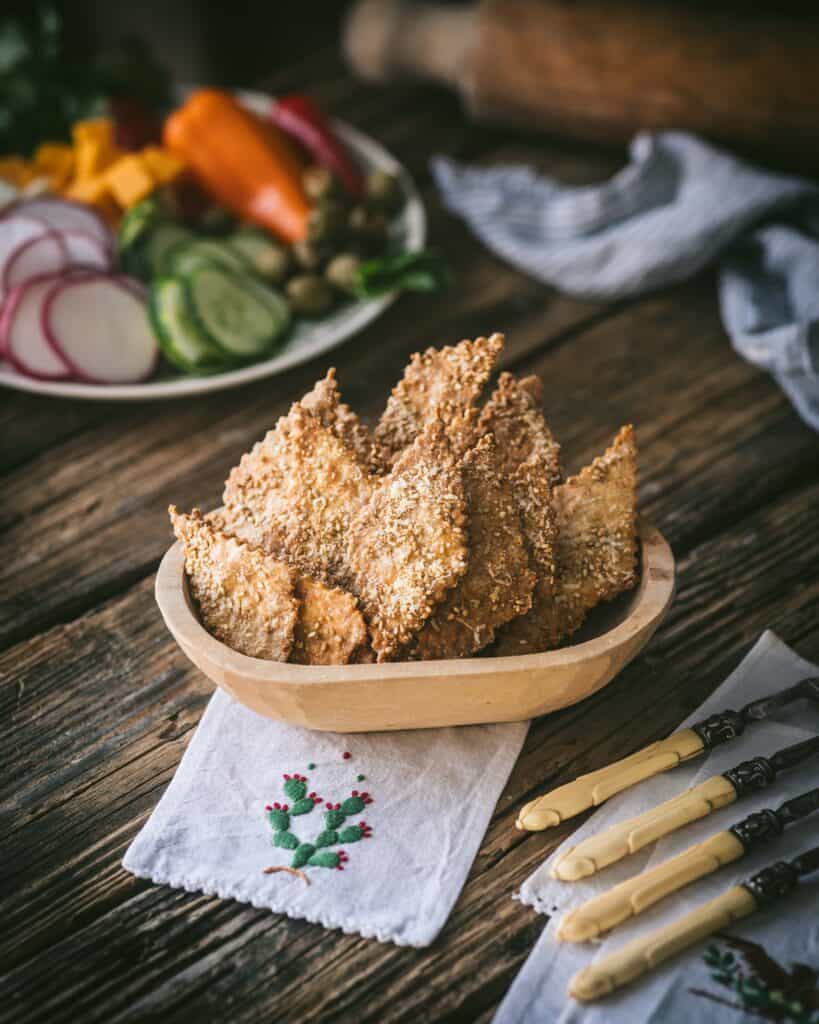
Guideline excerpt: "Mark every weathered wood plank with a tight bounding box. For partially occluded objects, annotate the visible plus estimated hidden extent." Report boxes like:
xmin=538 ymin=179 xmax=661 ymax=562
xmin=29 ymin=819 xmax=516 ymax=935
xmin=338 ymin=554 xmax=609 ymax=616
xmin=3 ymin=278 xmax=814 ymax=654
xmin=2 ymin=474 xmax=817 ymax=1023
xmin=0 ymin=208 xmax=610 ymax=650
xmin=3 ymin=48 xmax=819 ymax=1024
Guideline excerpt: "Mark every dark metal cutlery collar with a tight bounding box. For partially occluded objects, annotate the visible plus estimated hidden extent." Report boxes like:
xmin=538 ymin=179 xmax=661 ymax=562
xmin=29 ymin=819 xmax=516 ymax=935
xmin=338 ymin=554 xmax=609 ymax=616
xmin=692 ymin=678 xmax=819 ymax=749
xmin=724 ymin=736 xmax=819 ymax=798
xmin=743 ymin=861 xmax=800 ymax=908
xmin=729 ymin=786 xmax=819 ymax=851
xmin=729 ymin=808 xmax=783 ymax=850
xmin=742 ymin=843 xmax=819 ymax=909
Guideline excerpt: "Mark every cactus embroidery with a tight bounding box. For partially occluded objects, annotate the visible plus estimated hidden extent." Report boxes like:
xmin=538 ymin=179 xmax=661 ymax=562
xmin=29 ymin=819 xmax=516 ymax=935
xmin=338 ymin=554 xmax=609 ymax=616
xmin=264 ymin=774 xmax=373 ymax=874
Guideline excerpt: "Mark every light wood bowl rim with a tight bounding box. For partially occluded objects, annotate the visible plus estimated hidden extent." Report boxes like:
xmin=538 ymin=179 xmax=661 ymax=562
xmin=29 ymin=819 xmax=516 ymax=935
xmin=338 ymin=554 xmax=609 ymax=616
xmin=155 ymin=520 xmax=674 ymax=685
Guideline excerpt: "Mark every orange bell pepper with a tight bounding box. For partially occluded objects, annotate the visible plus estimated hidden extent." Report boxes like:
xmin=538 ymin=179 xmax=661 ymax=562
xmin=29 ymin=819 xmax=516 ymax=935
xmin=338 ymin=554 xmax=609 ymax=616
xmin=164 ymin=89 xmax=309 ymax=243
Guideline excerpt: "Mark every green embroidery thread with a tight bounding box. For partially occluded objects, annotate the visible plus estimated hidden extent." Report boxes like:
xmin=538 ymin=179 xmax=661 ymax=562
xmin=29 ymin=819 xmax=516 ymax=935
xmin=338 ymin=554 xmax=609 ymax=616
xmin=690 ymin=937 xmax=819 ymax=1023
xmin=265 ymin=777 xmax=373 ymax=873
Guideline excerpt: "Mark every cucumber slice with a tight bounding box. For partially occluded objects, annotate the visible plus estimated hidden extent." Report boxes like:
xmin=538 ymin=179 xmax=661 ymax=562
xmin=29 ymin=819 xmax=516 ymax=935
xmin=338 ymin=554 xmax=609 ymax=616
xmin=167 ymin=239 xmax=249 ymax=277
xmin=148 ymin=276 xmax=229 ymax=374
xmin=227 ymin=229 xmax=290 ymax=282
xmin=148 ymin=224 xmax=195 ymax=276
xmin=185 ymin=266 xmax=291 ymax=359
xmin=118 ymin=196 xmax=161 ymax=253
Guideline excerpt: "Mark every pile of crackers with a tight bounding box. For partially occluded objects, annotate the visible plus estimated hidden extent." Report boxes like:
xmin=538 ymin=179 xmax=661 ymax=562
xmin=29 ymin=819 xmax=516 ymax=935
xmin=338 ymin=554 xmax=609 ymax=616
xmin=170 ymin=333 xmax=638 ymax=665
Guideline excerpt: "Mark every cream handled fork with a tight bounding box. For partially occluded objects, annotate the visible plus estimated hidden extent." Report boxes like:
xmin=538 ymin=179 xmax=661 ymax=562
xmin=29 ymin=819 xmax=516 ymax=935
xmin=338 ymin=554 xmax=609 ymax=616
xmin=569 ymin=843 xmax=819 ymax=1002
xmin=516 ymin=677 xmax=819 ymax=833
xmin=550 ymin=735 xmax=819 ymax=881
xmin=557 ymin=784 xmax=819 ymax=942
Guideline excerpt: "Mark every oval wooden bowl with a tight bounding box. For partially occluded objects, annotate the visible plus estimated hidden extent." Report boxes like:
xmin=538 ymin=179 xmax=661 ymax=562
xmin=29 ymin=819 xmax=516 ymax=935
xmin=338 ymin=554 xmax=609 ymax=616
xmin=155 ymin=521 xmax=674 ymax=732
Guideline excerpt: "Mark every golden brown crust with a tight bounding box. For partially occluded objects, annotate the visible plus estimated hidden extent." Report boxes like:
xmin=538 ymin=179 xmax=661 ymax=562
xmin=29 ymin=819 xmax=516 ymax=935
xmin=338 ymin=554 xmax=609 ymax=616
xmin=413 ymin=434 xmax=535 ymax=660
xmin=299 ymin=368 xmax=384 ymax=471
xmin=170 ymin=506 xmax=298 ymax=662
xmin=374 ymin=334 xmax=503 ymax=466
xmin=347 ymin=419 xmax=469 ymax=660
xmin=222 ymin=403 xmax=372 ymax=584
xmin=495 ymin=426 xmax=638 ymax=655
xmin=290 ymin=576 xmax=369 ymax=665
xmin=479 ymin=372 xmax=562 ymax=488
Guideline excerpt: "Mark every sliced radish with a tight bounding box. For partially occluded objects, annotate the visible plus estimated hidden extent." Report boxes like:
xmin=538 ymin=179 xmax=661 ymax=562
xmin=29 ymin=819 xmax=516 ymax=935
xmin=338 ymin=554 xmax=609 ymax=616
xmin=44 ymin=274 xmax=159 ymax=384
xmin=0 ymin=215 xmax=49 ymax=290
xmin=4 ymin=232 xmax=68 ymax=292
xmin=2 ymin=274 xmax=72 ymax=380
xmin=59 ymin=230 xmax=112 ymax=271
xmin=6 ymin=197 xmax=112 ymax=252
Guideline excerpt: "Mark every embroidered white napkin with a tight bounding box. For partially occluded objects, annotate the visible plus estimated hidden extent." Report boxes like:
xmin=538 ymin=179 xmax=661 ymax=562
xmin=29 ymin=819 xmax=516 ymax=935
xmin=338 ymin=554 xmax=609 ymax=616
xmin=495 ymin=632 xmax=819 ymax=1023
xmin=124 ymin=690 xmax=527 ymax=947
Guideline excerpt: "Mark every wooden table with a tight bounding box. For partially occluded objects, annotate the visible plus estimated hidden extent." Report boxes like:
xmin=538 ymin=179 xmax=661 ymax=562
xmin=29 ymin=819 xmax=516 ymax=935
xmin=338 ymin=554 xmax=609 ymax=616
xmin=3 ymin=49 xmax=819 ymax=1024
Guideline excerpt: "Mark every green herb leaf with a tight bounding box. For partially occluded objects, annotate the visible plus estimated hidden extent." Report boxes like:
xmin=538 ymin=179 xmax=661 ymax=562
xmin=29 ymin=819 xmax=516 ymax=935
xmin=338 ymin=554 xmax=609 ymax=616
xmin=353 ymin=249 xmax=452 ymax=298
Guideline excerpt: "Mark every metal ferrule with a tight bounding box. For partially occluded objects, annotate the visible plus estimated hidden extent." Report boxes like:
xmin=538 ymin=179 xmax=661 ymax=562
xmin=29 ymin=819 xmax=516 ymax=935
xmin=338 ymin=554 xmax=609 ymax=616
xmin=724 ymin=755 xmax=777 ymax=797
xmin=729 ymin=808 xmax=783 ymax=851
xmin=691 ymin=709 xmax=745 ymax=748
xmin=742 ymin=860 xmax=800 ymax=908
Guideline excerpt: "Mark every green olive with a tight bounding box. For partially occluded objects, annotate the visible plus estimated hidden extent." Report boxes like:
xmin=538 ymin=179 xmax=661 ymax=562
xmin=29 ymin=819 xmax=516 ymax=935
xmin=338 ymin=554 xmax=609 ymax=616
xmin=325 ymin=253 xmax=362 ymax=295
xmin=307 ymin=200 xmax=348 ymax=243
xmin=258 ymin=245 xmax=291 ymax=283
xmin=365 ymin=169 xmax=403 ymax=213
xmin=348 ymin=205 xmax=389 ymax=254
xmin=302 ymin=165 xmax=338 ymax=202
xmin=286 ymin=274 xmax=335 ymax=317
xmin=292 ymin=239 xmax=332 ymax=271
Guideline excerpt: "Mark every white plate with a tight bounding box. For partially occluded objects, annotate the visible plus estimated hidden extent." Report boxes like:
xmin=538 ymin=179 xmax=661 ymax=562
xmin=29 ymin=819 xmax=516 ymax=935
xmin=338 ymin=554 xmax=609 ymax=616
xmin=0 ymin=89 xmax=426 ymax=401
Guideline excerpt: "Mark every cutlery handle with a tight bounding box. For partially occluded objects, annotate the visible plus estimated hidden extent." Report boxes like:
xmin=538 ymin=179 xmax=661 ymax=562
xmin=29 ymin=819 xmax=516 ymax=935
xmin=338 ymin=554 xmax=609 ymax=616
xmin=557 ymin=830 xmax=745 ymax=942
xmin=569 ymin=885 xmax=756 ymax=1002
xmin=516 ymin=729 xmax=705 ymax=832
xmin=551 ymin=774 xmax=737 ymax=881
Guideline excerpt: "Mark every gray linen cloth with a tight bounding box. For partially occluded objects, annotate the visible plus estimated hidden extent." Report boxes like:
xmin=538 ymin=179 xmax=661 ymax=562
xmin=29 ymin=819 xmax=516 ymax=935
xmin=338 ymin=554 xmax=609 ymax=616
xmin=432 ymin=133 xmax=819 ymax=430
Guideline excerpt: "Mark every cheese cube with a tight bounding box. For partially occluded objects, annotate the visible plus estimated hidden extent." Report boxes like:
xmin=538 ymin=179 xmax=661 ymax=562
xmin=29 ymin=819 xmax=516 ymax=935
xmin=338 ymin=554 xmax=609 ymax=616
xmin=105 ymin=155 xmax=155 ymax=207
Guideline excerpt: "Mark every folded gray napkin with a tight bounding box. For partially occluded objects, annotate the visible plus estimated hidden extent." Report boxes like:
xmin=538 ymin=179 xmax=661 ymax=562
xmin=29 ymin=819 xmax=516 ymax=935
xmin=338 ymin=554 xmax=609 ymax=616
xmin=432 ymin=133 xmax=819 ymax=431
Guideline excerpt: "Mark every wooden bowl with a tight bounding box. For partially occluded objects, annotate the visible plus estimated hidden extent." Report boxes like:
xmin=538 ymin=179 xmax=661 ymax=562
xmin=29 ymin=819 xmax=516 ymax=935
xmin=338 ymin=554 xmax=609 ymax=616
xmin=155 ymin=521 xmax=674 ymax=732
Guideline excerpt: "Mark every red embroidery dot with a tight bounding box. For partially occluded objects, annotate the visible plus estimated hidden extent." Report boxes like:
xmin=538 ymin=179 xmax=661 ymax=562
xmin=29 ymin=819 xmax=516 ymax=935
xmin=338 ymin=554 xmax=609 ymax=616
xmin=265 ymin=805 xmax=272 ymax=811
xmin=342 ymin=751 xmax=352 ymax=760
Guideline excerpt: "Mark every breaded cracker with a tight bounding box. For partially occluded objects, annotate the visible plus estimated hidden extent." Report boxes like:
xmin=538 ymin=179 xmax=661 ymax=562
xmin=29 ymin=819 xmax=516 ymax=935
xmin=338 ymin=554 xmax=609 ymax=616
xmin=222 ymin=404 xmax=372 ymax=584
xmin=290 ymin=576 xmax=369 ymax=665
xmin=347 ymin=419 xmax=469 ymax=660
xmin=205 ymin=506 xmax=264 ymax=547
xmin=170 ymin=506 xmax=298 ymax=662
xmin=412 ymin=434 xmax=535 ymax=660
xmin=495 ymin=426 xmax=638 ymax=655
xmin=300 ymin=368 xmax=383 ymax=470
xmin=479 ymin=372 xmax=562 ymax=488
xmin=374 ymin=334 xmax=504 ymax=465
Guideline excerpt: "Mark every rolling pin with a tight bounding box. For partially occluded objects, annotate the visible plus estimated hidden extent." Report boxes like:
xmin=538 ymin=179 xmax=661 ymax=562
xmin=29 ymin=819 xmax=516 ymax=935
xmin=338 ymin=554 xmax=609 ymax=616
xmin=344 ymin=0 xmax=819 ymax=168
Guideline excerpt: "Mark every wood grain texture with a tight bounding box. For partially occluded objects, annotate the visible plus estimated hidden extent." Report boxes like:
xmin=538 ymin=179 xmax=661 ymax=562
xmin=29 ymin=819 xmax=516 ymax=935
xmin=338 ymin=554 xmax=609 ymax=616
xmin=2 ymin=46 xmax=819 ymax=1024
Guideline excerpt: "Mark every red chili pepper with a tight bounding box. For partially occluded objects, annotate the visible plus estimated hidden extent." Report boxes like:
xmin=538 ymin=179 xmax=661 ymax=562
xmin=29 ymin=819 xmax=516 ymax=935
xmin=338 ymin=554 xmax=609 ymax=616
xmin=269 ymin=95 xmax=364 ymax=198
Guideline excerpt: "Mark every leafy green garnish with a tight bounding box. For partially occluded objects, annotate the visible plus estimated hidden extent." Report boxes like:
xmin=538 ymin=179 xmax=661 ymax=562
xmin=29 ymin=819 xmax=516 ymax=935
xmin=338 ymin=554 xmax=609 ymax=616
xmin=353 ymin=249 xmax=452 ymax=298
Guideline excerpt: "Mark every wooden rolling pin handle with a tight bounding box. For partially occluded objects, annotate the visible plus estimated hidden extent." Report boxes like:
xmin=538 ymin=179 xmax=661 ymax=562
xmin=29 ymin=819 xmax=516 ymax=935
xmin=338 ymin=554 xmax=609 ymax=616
xmin=344 ymin=0 xmax=819 ymax=168
xmin=551 ymin=774 xmax=738 ymax=881
xmin=343 ymin=1 xmax=474 ymax=90
xmin=516 ymin=728 xmax=704 ymax=832
xmin=557 ymin=830 xmax=745 ymax=942
xmin=569 ymin=886 xmax=757 ymax=1002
